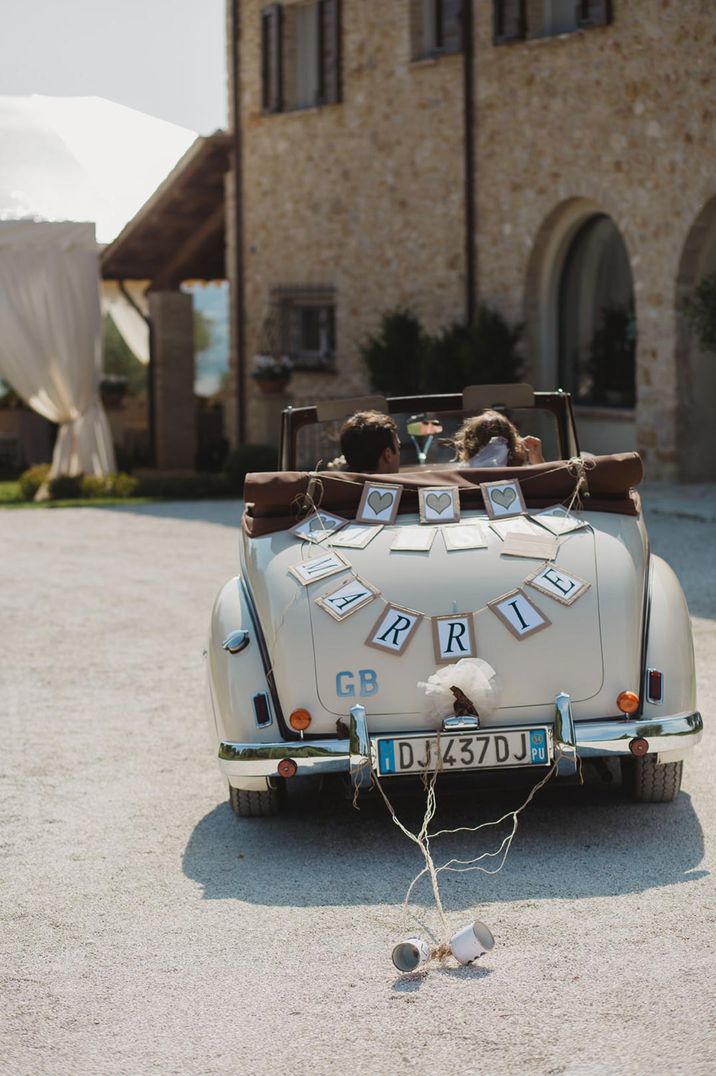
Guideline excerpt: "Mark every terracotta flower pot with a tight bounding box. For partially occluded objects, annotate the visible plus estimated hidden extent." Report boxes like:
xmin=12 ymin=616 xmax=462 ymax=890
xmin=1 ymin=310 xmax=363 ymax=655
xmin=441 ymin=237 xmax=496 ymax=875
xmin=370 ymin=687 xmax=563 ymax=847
xmin=255 ymin=378 xmax=290 ymax=395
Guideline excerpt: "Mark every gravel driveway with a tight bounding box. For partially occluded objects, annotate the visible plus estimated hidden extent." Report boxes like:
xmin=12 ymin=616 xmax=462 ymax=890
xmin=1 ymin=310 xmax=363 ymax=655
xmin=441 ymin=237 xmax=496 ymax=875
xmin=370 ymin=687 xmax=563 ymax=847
xmin=1 ymin=495 xmax=713 ymax=1076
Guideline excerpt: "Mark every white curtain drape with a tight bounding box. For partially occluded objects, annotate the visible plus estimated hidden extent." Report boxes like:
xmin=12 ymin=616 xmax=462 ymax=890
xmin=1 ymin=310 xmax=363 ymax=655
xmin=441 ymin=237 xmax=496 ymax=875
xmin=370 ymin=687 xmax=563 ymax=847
xmin=0 ymin=220 xmax=116 ymax=476
xmin=101 ymin=280 xmax=150 ymax=364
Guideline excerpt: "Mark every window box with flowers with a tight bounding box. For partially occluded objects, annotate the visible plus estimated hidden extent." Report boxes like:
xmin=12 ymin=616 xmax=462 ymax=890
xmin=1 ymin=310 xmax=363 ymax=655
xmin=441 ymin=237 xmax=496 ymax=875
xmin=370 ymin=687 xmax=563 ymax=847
xmin=251 ymin=354 xmax=293 ymax=394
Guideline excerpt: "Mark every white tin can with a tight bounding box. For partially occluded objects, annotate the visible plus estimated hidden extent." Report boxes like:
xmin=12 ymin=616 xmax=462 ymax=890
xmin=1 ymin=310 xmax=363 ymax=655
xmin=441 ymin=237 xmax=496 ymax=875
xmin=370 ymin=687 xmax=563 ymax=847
xmin=449 ymin=920 xmax=495 ymax=965
xmin=391 ymin=937 xmax=431 ymax=973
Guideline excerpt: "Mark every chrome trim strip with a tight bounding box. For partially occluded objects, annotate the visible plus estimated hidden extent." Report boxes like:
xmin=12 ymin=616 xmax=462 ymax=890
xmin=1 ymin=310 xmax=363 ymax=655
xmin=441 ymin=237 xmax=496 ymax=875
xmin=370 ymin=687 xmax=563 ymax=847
xmin=554 ymin=692 xmax=576 ymax=749
xmin=217 ymin=712 xmax=702 ymax=778
xmin=574 ymin=711 xmax=703 ymax=757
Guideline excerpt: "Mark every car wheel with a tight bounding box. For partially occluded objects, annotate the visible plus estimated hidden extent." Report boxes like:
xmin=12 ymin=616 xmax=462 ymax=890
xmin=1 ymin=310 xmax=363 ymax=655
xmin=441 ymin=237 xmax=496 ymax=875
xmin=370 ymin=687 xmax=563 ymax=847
xmin=229 ymin=783 xmax=283 ymax=818
xmin=621 ymin=754 xmax=683 ymax=803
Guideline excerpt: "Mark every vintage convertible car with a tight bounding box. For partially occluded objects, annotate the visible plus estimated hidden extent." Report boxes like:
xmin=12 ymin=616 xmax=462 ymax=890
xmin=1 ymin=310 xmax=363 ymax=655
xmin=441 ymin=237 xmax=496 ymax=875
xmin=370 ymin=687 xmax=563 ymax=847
xmin=205 ymin=384 xmax=702 ymax=817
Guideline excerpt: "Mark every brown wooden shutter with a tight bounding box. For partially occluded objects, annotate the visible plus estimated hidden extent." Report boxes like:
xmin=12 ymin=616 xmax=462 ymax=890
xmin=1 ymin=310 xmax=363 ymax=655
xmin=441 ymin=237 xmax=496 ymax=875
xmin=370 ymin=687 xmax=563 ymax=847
xmin=261 ymin=4 xmax=283 ymax=113
xmin=493 ymin=0 xmax=526 ymax=43
xmin=578 ymin=0 xmax=613 ymax=27
xmin=440 ymin=0 xmax=464 ymax=53
xmin=318 ymin=0 xmax=341 ymax=105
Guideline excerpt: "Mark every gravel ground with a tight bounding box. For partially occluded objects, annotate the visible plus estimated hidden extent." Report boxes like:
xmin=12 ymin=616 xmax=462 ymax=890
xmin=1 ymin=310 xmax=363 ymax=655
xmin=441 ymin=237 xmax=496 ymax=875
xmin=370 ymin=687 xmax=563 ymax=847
xmin=1 ymin=493 xmax=714 ymax=1076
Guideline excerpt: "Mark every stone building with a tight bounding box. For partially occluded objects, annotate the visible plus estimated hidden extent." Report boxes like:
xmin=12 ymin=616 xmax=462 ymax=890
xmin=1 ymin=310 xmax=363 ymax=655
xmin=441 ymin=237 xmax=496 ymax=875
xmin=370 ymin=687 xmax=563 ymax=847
xmin=226 ymin=0 xmax=716 ymax=479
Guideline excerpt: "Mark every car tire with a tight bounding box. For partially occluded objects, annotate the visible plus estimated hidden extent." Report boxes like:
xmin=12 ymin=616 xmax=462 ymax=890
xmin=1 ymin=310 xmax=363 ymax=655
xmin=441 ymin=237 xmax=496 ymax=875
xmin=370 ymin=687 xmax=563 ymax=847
xmin=229 ymin=783 xmax=283 ymax=818
xmin=621 ymin=754 xmax=683 ymax=803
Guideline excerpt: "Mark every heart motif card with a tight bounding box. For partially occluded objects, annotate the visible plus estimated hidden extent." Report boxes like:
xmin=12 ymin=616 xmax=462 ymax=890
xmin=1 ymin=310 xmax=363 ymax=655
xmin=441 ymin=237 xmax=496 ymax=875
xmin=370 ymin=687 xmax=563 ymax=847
xmin=355 ymin=481 xmax=403 ymax=525
xmin=289 ymin=511 xmax=349 ymax=543
xmin=418 ymin=487 xmax=460 ymax=524
xmin=481 ymin=479 xmax=527 ymax=520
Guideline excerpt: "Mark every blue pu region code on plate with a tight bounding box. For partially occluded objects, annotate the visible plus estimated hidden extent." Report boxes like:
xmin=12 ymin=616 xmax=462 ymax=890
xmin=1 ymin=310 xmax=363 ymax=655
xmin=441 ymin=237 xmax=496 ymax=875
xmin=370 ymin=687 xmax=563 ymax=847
xmin=375 ymin=727 xmax=550 ymax=776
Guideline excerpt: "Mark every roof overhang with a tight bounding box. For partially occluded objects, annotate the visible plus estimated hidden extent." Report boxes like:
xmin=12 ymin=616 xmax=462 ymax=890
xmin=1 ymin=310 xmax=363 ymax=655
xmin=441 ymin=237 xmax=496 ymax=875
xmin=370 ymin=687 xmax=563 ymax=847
xmin=100 ymin=131 xmax=231 ymax=285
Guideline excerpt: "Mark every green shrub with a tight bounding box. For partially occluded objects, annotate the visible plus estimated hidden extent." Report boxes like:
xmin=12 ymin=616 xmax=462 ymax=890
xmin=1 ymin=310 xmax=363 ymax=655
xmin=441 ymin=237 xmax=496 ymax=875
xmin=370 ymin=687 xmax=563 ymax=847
xmin=685 ymin=270 xmax=716 ymax=353
xmin=79 ymin=473 xmax=139 ymax=499
xmin=111 ymin=473 xmax=139 ymax=498
xmin=48 ymin=474 xmax=83 ymax=500
xmin=133 ymin=473 xmax=231 ymax=499
xmin=360 ymin=305 xmax=522 ymax=395
xmin=424 ymin=305 xmax=523 ymax=392
xmin=18 ymin=463 xmax=51 ymax=501
xmin=224 ymin=444 xmax=278 ymax=493
xmin=359 ymin=309 xmax=429 ymax=396
xmin=81 ymin=474 xmax=114 ymax=498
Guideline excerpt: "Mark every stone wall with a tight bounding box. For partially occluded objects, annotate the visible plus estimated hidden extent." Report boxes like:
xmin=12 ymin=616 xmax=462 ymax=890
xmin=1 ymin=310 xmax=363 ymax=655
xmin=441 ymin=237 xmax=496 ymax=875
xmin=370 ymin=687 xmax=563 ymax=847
xmin=231 ymin=0 xmax=466 ymax=442
xmin=227 ymin=0 xmax=716 ymax=477
xmin=473 ymin=0 xmax=716 ymax=477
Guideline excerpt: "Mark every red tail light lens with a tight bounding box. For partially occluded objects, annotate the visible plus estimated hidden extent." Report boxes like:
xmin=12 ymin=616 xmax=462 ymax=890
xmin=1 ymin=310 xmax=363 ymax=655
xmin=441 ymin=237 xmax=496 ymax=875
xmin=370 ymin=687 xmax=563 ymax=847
xmin=647 ymin=669 xmax=663 ymax=704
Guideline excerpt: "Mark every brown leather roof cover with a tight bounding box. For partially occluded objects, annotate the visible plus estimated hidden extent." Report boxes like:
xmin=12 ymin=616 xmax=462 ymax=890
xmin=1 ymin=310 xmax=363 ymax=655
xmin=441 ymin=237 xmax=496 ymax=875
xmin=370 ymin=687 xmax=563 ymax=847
xmin=242 ymin=453 xmax=643 ymax=538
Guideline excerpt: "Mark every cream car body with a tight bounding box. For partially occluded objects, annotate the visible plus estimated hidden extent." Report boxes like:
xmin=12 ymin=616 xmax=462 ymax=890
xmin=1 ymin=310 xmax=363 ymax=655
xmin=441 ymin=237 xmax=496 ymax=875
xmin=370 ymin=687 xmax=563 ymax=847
xmin=206 ymin=388 xmax=702 ymax=815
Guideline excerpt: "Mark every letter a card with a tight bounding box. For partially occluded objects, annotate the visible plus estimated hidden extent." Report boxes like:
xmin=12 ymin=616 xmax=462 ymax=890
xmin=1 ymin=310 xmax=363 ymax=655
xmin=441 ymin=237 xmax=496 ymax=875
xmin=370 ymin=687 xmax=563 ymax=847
xmin=365 ymin=603 xmax=422 ymax=656
xmin=487 ymin=588 xmax=551 ymax=640
xmin=431 ymin=613 xmax=477 ymax=663
xmin=315 ymin=576 xmax=379 ymax=622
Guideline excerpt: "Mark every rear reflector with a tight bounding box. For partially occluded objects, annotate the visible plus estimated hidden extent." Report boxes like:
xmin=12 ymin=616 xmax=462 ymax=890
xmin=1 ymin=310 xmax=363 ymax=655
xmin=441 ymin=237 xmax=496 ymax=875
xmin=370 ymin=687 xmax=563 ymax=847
xmin=647 ymin=669 xmax=664 ymax=704
xmin=252 ymin=692 xmax=272 ymax=728
xmin=277 ymin=758 xmax=297 ymax=778
xmin=629 ymin=737 xmax=649 ymax=757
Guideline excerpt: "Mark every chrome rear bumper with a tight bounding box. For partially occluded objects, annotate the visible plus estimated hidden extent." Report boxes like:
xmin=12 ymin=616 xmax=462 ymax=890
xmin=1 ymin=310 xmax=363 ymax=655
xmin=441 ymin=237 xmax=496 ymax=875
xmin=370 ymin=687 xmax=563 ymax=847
xmin=217 ymin=702 xmax=703 ymax=781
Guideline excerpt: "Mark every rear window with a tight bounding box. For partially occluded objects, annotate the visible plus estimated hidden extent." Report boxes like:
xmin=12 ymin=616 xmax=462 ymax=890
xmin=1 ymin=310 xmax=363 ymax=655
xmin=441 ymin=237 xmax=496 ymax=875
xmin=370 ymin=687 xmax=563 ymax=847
xmin=293 ymin=407 xmax=562 ymax=472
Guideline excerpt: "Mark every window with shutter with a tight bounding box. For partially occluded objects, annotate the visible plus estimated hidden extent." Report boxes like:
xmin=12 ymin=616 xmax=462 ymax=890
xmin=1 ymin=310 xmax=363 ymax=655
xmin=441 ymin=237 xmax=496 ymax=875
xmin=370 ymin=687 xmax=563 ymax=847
xmin=261 ymin=4 xmax=283 ymax=113
xmin=410 ymin=0 xmax=463 ymax=60
xmin=266 ymin=1 xmax=342 ymax=113
xmin=577 ymin=0 xmax=613 ymax=27
xmin=493 ymin=0 xmax=612 ymax=44
xmin=271 ymin=286 xmax=336 ymax=371
xmin=318 ymin=0 xmax=342 ymax=105
xmin=493 ymin=0 xmax=526 ymax=44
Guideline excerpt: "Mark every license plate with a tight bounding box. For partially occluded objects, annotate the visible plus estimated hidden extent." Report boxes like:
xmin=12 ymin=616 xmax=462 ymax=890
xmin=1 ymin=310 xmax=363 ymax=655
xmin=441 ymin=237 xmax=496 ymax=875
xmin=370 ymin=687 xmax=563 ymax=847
xmin=373 ymin=727 xmax=551 ymax=776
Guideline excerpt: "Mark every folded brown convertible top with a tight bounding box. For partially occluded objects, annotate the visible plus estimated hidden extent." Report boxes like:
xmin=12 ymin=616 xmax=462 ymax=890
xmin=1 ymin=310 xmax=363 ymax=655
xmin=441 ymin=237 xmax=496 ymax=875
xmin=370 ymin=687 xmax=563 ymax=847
xmin=242 ymin=452 xmax=643 ymax=538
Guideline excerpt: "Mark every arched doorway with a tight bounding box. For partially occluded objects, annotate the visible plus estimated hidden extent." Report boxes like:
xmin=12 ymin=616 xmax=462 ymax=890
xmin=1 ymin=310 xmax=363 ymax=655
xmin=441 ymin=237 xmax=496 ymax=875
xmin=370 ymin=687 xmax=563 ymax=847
xmin=558 ymin=215 xmax=636 ymax=410
xmin=526 ymin=199 xmax=637 ymax=455
xmin=675 ymin=197 xmax=716 ymax=481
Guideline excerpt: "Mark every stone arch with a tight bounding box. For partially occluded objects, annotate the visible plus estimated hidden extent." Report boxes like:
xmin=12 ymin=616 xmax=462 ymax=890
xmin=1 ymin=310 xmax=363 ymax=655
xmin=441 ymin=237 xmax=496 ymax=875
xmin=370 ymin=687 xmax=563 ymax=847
xmin=675 ymin=196 xmax=716 ymax=481
xmin=524 ymin=197 xmax=638 ymax=454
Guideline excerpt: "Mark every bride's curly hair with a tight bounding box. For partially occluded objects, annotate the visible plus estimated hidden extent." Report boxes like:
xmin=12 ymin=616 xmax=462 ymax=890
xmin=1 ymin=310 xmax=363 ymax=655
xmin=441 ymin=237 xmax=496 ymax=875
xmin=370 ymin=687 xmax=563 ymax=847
xmin=454 ymin=410 xmax=527 ymax=466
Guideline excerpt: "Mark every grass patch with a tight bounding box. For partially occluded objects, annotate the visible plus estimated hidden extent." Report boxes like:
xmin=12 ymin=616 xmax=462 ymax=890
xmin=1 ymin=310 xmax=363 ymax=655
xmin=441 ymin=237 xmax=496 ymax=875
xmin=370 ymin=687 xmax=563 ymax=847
xmin=0 ymin=479 xmax=237 ymax=509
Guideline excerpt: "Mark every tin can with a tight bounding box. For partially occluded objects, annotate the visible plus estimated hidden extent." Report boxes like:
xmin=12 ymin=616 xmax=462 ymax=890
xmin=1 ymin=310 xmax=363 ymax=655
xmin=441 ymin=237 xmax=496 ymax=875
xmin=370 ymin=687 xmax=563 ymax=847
xmin=449 ymin=920 xmax=495 ymax=965
xmin=391 ymin=937 xmax=431 ymax=973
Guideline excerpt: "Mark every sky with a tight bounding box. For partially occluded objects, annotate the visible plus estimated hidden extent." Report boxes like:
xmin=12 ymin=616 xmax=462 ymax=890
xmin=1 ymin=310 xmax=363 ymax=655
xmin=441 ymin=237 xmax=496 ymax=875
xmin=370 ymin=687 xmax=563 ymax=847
xmin=0 ymin=0 xmax=227 ymax=134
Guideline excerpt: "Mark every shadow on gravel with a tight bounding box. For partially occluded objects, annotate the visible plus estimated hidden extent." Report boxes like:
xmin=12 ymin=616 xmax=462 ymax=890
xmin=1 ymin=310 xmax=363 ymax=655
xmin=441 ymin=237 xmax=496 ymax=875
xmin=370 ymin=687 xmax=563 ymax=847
xmin=182 ymin=773 xmax=707 ymax=909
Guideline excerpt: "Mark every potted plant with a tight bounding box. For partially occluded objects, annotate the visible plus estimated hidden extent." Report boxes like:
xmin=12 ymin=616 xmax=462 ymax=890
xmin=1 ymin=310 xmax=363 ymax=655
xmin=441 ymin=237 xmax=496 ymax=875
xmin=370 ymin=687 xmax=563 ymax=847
xmin=251 ymin=354 xmax=293 ymax=394
xmin=100 ymin=374 xmax=128 ymax=410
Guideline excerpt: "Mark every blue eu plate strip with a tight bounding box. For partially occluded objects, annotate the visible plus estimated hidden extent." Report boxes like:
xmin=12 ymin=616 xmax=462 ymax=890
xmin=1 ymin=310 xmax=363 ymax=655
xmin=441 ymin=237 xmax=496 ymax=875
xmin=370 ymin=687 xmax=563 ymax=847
xmin=529 ymin=729 xmax=548 ymax=765
xmin=378 ymin=739 xmax=396 ymax=774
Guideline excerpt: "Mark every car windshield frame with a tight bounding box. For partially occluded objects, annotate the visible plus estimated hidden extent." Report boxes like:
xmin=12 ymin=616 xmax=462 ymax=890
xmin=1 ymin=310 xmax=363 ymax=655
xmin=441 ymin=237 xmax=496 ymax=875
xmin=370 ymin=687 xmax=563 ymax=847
xmin=279 ymin=389 xmax=580 ymax=470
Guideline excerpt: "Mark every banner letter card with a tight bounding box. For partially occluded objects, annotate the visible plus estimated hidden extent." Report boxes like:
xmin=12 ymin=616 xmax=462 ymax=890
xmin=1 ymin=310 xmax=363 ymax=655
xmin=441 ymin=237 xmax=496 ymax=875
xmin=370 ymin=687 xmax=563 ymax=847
xmin=366 ymin=604 xmax=422 ymax=655
xmin=432 ymin=613 xmax=477 ymax=663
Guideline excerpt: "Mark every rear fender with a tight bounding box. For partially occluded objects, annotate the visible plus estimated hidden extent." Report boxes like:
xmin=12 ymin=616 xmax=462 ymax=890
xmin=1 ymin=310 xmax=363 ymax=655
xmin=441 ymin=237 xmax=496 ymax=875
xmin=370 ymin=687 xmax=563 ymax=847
xmin=643 ymin=556 xmax=697 ymax=740
xmin=207 ymin=577 xmax=283 ymax=750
